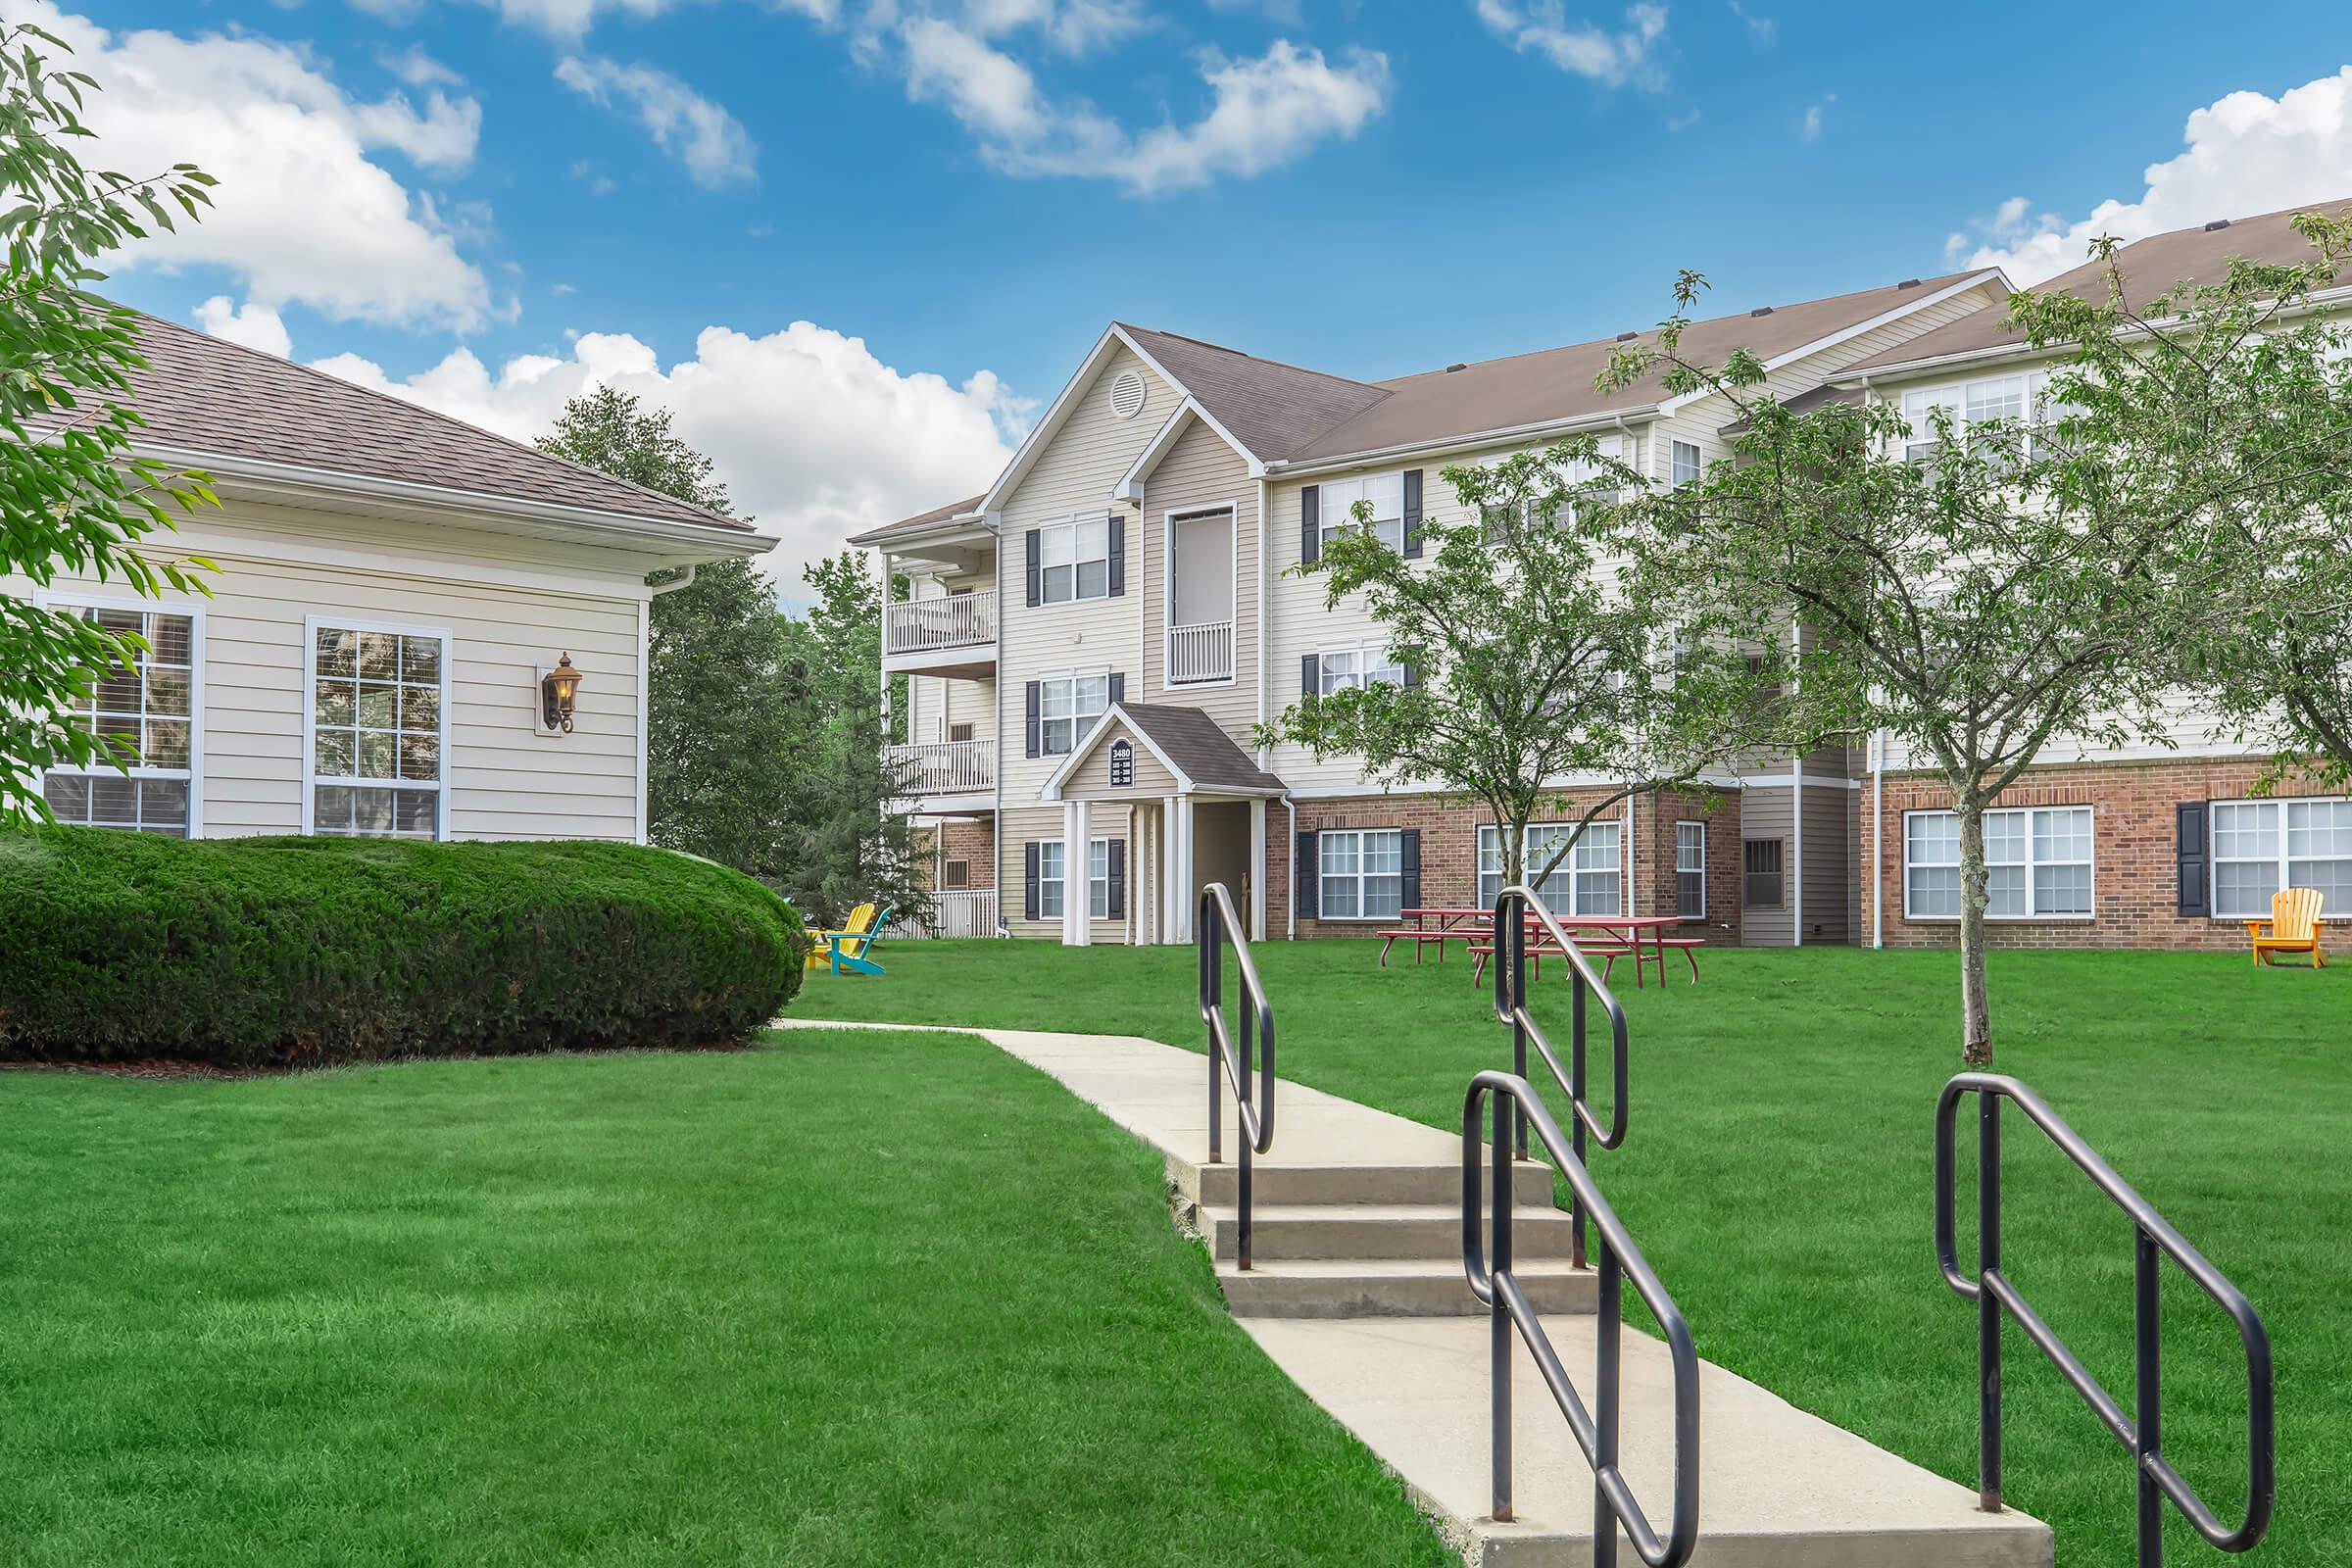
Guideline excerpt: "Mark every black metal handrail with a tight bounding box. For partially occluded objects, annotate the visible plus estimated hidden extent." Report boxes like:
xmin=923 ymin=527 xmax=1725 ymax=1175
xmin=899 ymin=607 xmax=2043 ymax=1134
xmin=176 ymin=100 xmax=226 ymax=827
xmin=1464 ymin=1070 xmax=1699 ymax=1567
xmin=1198 ymin=882 xmax=1275 ymax=1270
xmin=1935 ymin=1073 xmax=2276 ymax=1563
xmin=1493 ymin=884 xmax=1632 ymax=1268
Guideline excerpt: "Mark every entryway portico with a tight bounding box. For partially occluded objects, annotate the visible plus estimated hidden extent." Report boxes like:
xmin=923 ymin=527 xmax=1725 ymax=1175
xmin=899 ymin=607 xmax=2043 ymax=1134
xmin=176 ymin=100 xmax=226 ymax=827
xmin=1040 ymin=702 xmax=1286 ymax=947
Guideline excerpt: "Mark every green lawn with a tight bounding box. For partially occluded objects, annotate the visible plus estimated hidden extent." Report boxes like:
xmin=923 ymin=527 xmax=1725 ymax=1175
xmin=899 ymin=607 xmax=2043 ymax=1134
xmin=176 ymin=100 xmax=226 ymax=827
xmin=803 ymin=940 xmax=2349 ymax=1566
xmin=0 ymin=1028 xmax=1454 ymax=1568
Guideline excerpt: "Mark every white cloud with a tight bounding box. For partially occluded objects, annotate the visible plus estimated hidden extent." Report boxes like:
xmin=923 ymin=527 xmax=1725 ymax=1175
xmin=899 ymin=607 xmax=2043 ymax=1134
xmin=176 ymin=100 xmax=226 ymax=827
xmin=900 ymin=25 xmax=1389 ymax=195
xmin=24 ymin=3 xmax=492 ymax=332
xmin=314 ymin=321 xmax=1023 ymax=591
xmin=1473 ymin=0 xmax=1668 ymax=89
xmin=1727 ymin=0 xmax=1772 ymax=44
xmin=381 ymin=43 xmax=465 ymax=89
xmin=359 ymin=0 xmax=840 ymax=42
xmin=1956 ymin=67 xmax=2352 ymax=285
xmin=193 ymin=296 xmax=293 ymax=358
xmin=1799 ymin=91 xmax=1832 ymax=141
xmin=555 ymin=54 xmax=759 ymax=187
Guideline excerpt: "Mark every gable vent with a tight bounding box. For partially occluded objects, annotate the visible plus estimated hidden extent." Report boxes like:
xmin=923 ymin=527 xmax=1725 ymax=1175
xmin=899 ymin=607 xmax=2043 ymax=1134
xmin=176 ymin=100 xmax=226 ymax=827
xmin=1108 ymin=369 xmax=1148 ymax=420
xmin=2204 ymin=218 xmax=2232 ymax=232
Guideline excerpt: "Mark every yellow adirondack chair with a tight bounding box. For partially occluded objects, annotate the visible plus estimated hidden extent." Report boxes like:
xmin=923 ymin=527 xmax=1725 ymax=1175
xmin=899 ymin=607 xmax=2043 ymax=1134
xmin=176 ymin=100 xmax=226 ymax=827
xmin=808 ymin=903 xmax=879 ymax=970
xmin=2246 ymin=888 xmax=2327 ymax=967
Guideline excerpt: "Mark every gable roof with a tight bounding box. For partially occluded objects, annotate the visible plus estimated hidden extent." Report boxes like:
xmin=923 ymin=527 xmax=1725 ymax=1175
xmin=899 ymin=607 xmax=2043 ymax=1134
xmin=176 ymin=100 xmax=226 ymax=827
xmin=1848 ymin=201 xmax=2352 ymax=376
xmin=848 ymin=493 xmax=985 ymax=548
xmin=115 ymin=312 xmax=751 ymax=534
xmin=1114 ymin=323 xmax=1389 ymax=463
xmin=1042 ymin=702 xmax=1286 ymax=799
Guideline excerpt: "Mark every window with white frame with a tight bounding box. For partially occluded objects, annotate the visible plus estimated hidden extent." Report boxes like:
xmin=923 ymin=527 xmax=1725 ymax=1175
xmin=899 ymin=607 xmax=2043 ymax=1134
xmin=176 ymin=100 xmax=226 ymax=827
xmin=1904 ymin=806 xmax=2092 ymax=919
xmin=40 ymin=602 xmax=199 ymax=835
xmin=1035 ymin=836 xmax=1114 ymax=920
xmin=1902 ymin=371 xmax=2082 ymax=466
xmin=1478 ymin=435 xmax=1626 ymax=544
xmin=1671 ymin=440 xmax=1703 ymax=489
xmin=309 ymin=623 xmax=447 ymax=839
xmin=1038 ymin=514 xmax=1112 ymax=605
xmin=2211 ymin=798 xmax=2352 ymax=918
xmin=1317 ymin=642 xmax=1404 ymax=697
xmin=1319 ymin=828 xmax=1403 ymax=920
xmin=1676 ymin=821 xmax=1706 ymax=920
xmin=1317 ymin=473 xmax=1404 ymax=553
xmin=1038 ymin=670 xmax=1110 ymax=756
xmin=1477 ymin=821 xmax=1621 ymax=915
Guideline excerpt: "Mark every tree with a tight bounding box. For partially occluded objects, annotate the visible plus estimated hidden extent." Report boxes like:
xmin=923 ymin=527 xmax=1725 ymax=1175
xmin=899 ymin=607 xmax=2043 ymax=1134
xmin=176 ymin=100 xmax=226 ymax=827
xmin=1254 ymin=448 xmax=1801 ymax=900
xmin=536 ymin=388 xmax=794 ymax=871
xmin=0 ymin=19 xmax=217 ymax=824
xmin=1614 ymin=218 xmax=2352 ymax=1066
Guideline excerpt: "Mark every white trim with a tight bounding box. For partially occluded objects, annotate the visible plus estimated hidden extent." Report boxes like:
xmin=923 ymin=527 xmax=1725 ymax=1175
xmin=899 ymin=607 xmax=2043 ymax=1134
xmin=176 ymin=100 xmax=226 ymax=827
xmin=1268 ymin=409 xmax=1661 ymax=480
xmin=1040 ymin=699 xmax=1195 ymax=799
xmin=1110 ymin=330 xmax=1264 ymax=473
xmin=33 ymin=589 xmax=208 ymax=838
xmin=1655 ymin=270 xmax=2007 ymax=416
xmin=1900 ymin=804 xmax=2096 ymax=923
xmin=1162 ymin=499 xmax=1240 ymax=692
xmin=1674 ymin=819 xmax=1707 ymax=923
xmin=1118 ymin=399 xmax=1262 ymax=504
xmin=1314 ymin=825 xmax=1407 ymax=922
xmin=1476 ymin=820 xmax=1625 ymax=917
xmin=301 ymin=612 xmax=455 ymax=841
xmin=634 ymin=593 xmax=650 ymax=844
xmin=2209 ymin=795 xmax=2352 ymax=921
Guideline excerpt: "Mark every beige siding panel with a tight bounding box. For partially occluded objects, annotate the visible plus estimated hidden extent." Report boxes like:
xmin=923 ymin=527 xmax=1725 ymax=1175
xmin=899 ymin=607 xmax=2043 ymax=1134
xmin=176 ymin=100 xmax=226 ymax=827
xmin=998 ymin=802 xmax=1143 ymax=942
xmin=1740 ymin=787 xmax=1794 ymax=947
xmin=1060 ymin=731 xmax=1180 ymax=799
xmin=1139 ymin=415 xmax=1258 ymax=739
xmin=1800 ymin=784 xmax=1853 ymax=944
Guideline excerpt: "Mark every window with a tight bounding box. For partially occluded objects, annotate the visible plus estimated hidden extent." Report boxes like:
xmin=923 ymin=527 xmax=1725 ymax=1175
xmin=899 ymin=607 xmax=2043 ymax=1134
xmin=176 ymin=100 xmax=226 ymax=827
xmin=2212 ymin=798 xmax=2352 ymax=918
xmin=1039 ymin=514 xmax=1112 ymax=605
xmin=1902 ymin=372 xmax=2078 ymax=466
xmin=1676 ymin=821 xmax=1706 ymax=920
xmin=1477 ymin=821 xmax=1621 ymax=915
xmin=1317 ymin=642 xmax=1404 ymax=697
xmin=944 ymin=858 xmax=971 ymax=890
xmin=1743 ymin=839 xmax=1784 ymax=906
xmin=1038 ymin=836 xmax=1114 ymax=920
xmin=1038 ymin=671 xmax=1109 ymax=756
xmin=949 ymin=721 xmax=974 ymax=744
xmin=1903 ymin=806 xmax=2093 ymax=919
xmin=1671 ymin=440 xmax=1703 ymax=489
xmin=40 ymin=602 xmax=199 ymax=835
xmin=308 ymin=621 xmax=447 ymax=839
xmin=1320 ymin=829 xmax=1403 ymax=920
xmin=1317 ymin=473 xmax=1404 ymax=553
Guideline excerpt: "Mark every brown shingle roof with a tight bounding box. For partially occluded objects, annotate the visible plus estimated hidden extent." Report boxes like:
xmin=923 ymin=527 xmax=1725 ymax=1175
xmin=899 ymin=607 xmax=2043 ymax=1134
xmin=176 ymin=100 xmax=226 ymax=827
xmin=1849 ymin=202 xmax=2352 ymax=373
xmin=848 ymin=493 xmax=985 ymax=548
xmin=114 ymin=312 xmax=746 ymax=531
xmin=1115 ymin=703 xmax=1285 ymax=792
xmin=1115 ymin=323 xmax=1388 ymax=462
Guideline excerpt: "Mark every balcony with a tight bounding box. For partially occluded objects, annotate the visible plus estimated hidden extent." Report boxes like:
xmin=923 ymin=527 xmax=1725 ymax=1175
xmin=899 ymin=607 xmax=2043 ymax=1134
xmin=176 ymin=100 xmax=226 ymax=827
xmin=885 ymin=593 xmax=995 ymax=679
xmin=1166 ymin=619 xmax=1235 ymax=685
xmin=887 ymin=738 xmax=995 ymax=804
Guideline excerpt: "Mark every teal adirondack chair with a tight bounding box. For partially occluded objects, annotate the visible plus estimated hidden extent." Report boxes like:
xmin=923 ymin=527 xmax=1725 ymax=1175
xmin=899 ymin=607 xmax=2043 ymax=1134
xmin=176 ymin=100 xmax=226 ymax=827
xmin=826 ymin=905 xmax=897 ymax=977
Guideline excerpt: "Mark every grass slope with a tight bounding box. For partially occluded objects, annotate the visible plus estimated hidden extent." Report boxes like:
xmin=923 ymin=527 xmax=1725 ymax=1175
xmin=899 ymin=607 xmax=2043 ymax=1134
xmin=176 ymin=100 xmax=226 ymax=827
xmin=804 ymin=941 xmax=2348 ymax=1566
xmin=0 ymin=1030 xmax=1454 ymax=1568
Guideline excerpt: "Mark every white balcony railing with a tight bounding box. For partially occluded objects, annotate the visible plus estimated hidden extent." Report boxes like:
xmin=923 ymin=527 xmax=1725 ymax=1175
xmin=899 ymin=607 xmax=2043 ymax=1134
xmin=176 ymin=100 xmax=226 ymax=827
xmin=886 ymin=594 xmax=995 ymax=656
xmin=886 ymin=738 xmax=995 ymax=796
xmin=911 ymin=888 xmax=998 ymax=939
xmin=1166 ymin=619 xmax=1235 ymax=684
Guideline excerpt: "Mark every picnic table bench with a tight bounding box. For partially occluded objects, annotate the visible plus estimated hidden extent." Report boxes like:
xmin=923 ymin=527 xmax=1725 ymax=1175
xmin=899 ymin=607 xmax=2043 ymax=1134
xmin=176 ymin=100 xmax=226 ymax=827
xmin=1380 ymin=906 xmax=1704 ymax=987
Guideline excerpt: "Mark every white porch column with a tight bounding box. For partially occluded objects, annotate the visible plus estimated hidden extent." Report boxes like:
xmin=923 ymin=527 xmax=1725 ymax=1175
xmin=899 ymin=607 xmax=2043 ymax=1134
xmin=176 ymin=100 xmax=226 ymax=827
xmin=1174 ymin=794 xmax=1198 ymax=944
xmin=1062 ymin=799 xmax=1092 ymax=947
xmin=1160 ymin=794 xmax=1182 ymax=945
xmin=1249 ymin=797 xmax=1267 ymax=941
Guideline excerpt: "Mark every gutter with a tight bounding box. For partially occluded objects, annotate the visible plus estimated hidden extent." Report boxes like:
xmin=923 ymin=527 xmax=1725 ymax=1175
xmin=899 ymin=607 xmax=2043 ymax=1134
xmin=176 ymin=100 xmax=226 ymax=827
xmin=1264 ymin=407 xmax=1660 ymax=480
xmin=1283 ymin=794 xmax=1297 ymax=940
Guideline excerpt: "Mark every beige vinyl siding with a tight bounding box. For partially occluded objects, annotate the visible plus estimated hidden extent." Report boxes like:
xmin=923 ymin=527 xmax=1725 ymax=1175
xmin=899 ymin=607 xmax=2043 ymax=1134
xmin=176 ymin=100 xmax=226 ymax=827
xmin=1800 ymin=782 xmax=1854 ymax=944
xmin=995 ymin=344 xmax=1174 ymax=905
xmin=1139 ymin=415 xmax=1257 ymax=734
xmin=1739 ymin=787 xmax=1793 ymax=947
xmin=1001 ymin=802 xmax=1142 ymax=942
xmin=1059 ymin=727 xmax=1180 ymax=798
xmin=13 ymin=499 xmax=647 ymax=842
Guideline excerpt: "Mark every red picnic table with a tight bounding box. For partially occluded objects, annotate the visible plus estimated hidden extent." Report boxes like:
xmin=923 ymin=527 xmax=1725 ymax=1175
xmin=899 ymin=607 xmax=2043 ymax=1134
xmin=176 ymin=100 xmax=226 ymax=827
xmin=1378 ymin=907 xmax=1703 ymax=988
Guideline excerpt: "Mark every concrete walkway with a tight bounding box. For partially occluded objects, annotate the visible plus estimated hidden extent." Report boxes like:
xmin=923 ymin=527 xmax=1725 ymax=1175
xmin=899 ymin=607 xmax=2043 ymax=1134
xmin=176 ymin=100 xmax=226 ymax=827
xmin=780 ymin=1018 xmax=2051 ymax=1567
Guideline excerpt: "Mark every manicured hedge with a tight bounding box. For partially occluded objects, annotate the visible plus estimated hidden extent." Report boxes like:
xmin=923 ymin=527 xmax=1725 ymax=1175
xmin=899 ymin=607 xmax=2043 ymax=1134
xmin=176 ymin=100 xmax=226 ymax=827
xmin=0 ymin=829 xmax=806 ymax=1066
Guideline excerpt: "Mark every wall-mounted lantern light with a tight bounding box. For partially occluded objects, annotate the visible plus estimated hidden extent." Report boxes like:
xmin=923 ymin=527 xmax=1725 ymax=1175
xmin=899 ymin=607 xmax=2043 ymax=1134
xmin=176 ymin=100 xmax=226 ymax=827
xmin=540 ymin=653 xmax=584 ymax=732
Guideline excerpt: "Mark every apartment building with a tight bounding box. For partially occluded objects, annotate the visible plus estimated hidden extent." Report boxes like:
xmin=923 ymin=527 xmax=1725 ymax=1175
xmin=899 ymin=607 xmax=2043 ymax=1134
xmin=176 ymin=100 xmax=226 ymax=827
xmin=854 ymin=202 xmax=2350 ymax=949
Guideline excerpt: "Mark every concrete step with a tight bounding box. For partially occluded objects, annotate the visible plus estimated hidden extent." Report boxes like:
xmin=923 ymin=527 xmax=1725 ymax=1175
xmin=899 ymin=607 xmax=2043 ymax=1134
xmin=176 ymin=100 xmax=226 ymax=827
xmin=1244 ymin=1313 xmax=2052 ymax=1568
xmin=1202 ymin=1202 xmax=1581 ymax=1263
xmin=1217 ymin=1257 xmax=1597 ymax=1319
xmin=1181 ymin=1157 xmax=1555 ymax=1210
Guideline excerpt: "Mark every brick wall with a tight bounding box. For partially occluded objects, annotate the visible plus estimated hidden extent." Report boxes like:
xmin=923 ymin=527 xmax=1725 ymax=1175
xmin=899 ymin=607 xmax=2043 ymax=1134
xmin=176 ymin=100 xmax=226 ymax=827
xmin=908 ymin=817 xmax=996 ymax=892
xmin=1857 ymin=756 xmax=2341 ymax=951
xmin=1636 ymin=790 xmax=1744 ymax=942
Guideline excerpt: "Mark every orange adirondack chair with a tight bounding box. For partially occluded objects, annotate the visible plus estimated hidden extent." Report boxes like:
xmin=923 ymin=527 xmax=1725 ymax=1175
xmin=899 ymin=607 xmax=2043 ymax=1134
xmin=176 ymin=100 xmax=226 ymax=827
xmin=2246 ymin=888 xmax=2327 ymax=967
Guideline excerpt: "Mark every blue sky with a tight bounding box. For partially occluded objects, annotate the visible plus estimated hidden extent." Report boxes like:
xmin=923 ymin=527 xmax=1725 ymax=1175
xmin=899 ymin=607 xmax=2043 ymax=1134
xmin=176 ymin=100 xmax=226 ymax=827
xmin=57 ymin=0 xmax=2352 ymax=586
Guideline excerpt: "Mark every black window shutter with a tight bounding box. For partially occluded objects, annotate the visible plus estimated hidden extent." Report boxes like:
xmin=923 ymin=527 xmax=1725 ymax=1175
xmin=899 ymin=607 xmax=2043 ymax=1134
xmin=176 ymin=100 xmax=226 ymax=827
xmin=1401 ymin=660 xmax=1420 ymax=689
xmin=1106 ymin=839 xmax=1126 ymax=918
xmin=1300 ymin=485 xmax=1320 ymax=564
xmin=1107 ymin=671 xmax=1125 ymax=710
xmin=1106 ymin=514 xmax=1126 ymax=597
xmin=1024 ymin=681 xmax=1042 ymax=759
xmin=2177 ymin=802 xmax=2210 ymax=917
xmin=1402 ymin=469 xmax=1424 ymax=558
xmin=1024 ymin=842 xmax=1041 ymax=921
xmin=1296 ymin=831 xmax=1319 ymax=920
xmin=1301 ymin=654 xmax=1319 ymax=699
xmin=1025 ymin=528 xmax=1043 ymax=608
xmin=1399 ymin=828 xmax=1422 ymax=909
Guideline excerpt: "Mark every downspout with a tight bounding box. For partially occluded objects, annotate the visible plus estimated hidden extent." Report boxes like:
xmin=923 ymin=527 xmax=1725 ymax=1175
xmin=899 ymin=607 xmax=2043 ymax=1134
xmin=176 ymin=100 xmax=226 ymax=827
xmin=1135 ymin=491 xmax=1148 ymax=697
xmin=1255 ymin=474 xmax=1270 ymax=767
xmin=1790 ymin=619 xmax=1804 ymax=948
xmin=1871 ymin=726 xmax=1886 ymax=949
xmin=991 ymin=516 xmax=1006 ymax=936
xmin=648 ymin=563 xmax=699 ymax=597
xmin=1283 ymin=794 xmax=1297 ymax=939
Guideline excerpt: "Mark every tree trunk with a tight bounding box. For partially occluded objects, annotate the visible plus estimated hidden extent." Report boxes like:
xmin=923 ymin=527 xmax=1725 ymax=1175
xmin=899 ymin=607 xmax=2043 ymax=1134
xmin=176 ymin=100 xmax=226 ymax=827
xmin=1956 ymin=799 xmax=1994 ymax=1068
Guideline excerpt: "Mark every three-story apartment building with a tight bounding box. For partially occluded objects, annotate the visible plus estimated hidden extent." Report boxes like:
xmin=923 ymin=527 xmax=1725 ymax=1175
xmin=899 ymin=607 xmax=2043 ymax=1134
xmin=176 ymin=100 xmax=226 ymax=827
xmin=856 ymin=201 xmax=2352 ymax=950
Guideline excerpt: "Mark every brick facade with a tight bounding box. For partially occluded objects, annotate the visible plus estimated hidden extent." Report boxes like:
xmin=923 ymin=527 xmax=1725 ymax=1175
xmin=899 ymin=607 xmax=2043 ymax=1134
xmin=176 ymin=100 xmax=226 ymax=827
xmin=1857 ymin=756 xmax=2341 ymax=952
